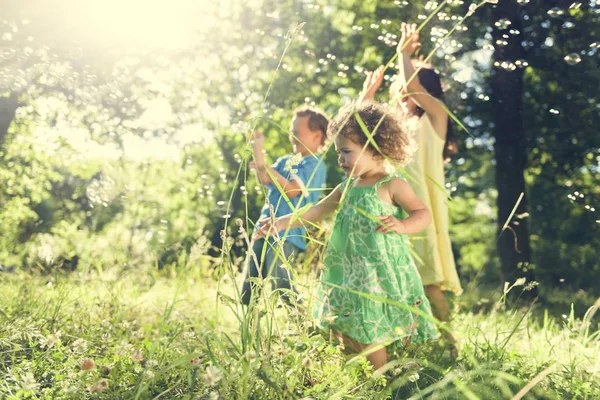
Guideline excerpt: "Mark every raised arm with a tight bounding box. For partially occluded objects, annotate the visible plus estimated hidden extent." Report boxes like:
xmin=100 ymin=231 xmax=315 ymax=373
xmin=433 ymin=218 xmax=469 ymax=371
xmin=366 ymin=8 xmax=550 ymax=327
xmin=396 ymin=23 xmax=448 ymax=135
xmin=249 ymin=131 xmax=304 ymax=198
xmin=249 ymin=131 xmax=273 ymax=184
xmin=359 ymin=65 xmax=385 ymax=102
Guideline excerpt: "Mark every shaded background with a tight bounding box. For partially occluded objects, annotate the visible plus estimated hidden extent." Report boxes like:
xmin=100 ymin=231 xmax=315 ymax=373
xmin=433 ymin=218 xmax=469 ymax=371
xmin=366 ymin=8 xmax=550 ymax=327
xmin=0 ymin=0 xmax=598 ymax=309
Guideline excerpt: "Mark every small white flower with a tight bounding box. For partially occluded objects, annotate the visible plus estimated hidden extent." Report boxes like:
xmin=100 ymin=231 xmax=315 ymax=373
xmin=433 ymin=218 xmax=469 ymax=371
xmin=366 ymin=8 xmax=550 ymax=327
xmin=408 ymin=372 xmax=420 ymax=382
xmin=70 ymin=338 xmax=87 ymax=353
xmin=60 ymin=379 xmax=77 ymax=394
xmin=514 ymin=277 xmax=527 ymax=287
xmin=20 ymin=372 xmax=39 ymax=391
xmin=40 ymin=331 xmax=61 ymax=349
xmin=466 ymin=3 xmax=477 ymax=17
xmin=144 ymin=370 xmax=155 ymax=379
xmin=183 ymin=331 xmax=197 ymax=340
xmin=202 ymin=365 xmax=223 ymax=386
xmin=116 ymin=341 xmax=134 ymax=357
xmin=284 ymin=153 xmax=303 ymax=172
xmin=147 ymin=359 xmax=159 ymax=368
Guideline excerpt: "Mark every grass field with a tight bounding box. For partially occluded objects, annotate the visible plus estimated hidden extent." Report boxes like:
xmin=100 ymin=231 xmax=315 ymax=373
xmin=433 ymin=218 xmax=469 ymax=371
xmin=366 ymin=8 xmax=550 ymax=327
xmin=0 ymin=267 xmax=598 ymax=399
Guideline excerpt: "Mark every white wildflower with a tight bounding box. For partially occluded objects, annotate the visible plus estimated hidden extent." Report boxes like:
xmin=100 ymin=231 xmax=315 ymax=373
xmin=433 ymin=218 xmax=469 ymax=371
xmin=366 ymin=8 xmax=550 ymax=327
xmin=514 ymin=277 xmax=527 ymax=287
xmin=408 ymin=372 xmax=420 ymax=382
xmin=202 ymin=365 xmax=223 ymax=386
xmin=70 ymin=338 xmax=87 ymax=353
xmin=40 ymin=331 xmax=61 ymax=349
xmin=466 ymin=3 xmax=477 ymax=17
xmin=20 ymin=372 xmax=39 ymax=392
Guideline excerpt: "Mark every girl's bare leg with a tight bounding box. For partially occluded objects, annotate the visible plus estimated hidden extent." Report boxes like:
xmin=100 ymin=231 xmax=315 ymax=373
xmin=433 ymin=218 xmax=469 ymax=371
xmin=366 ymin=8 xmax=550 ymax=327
xmin=364 ymin=345 xmax=388 ymax=371
xmin=424 ymin=285 xmax=459 ymax=355
xmin=336 ymin=331 xmax=389 ymax=371
xmin=424 ymin=284 xmax=450 ymax=322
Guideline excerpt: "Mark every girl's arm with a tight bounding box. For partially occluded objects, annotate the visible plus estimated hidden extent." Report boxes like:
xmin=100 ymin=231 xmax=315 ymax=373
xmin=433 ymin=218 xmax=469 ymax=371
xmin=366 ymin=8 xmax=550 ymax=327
xmin=376 ymin=177 xmax=431 ymax=234
xmin=255 ymin=184 xmax=343 ymax=238
xmin=397 ymin=23 xmax=448 ymax=137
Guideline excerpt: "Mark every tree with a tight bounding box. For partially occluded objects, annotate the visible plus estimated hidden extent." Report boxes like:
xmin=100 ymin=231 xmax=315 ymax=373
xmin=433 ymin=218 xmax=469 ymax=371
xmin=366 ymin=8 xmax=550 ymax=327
xmin=490 ymin=0 xmax=536 ymax=292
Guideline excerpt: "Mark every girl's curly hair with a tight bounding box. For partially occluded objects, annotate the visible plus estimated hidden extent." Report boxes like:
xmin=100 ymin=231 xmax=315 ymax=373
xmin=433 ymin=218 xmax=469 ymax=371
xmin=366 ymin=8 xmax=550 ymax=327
xmin=327 ymin=101 xmax=416 ymax=166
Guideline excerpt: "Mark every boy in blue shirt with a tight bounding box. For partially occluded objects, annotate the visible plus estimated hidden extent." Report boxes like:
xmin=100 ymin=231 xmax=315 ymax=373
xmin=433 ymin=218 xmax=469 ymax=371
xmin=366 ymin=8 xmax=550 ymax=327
xmin=241 ymin=107 xmax=329 ymax=306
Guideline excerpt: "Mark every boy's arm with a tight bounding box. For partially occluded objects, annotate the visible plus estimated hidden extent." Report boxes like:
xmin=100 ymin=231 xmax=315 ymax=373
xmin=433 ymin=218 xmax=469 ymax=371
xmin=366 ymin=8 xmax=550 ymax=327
xmin=287 ymin=157 xmax=328 ymax=201
xmin=250 ymin=131 xmax=267 ymax=167
xmin=251 ymin=164 xmax=302 ymax=196
xmin=249 ymin=130 xmax=304 ymax=196
xmin=266 ymin=167 xmax=304 ymax=198
xmin=377 ymin=177 xmax=431 ymax=234
xmin=263 ymin=155 xmax=328 ymax=199
xmin=249 ymin=131 xmax=273 ymax=184
xmin=249 ymin=161 xmax=273 ymax=185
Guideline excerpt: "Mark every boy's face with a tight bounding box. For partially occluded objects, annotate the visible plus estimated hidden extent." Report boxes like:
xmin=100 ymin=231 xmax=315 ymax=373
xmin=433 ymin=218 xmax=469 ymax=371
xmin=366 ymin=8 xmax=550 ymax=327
xmin=290 ymin=116 xmax=322 ymax=155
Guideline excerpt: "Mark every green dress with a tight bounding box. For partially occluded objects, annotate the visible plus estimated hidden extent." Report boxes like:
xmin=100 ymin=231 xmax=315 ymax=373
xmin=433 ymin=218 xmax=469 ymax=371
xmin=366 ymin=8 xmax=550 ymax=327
xmin=313 ymin=174 xmax=438 ymax=346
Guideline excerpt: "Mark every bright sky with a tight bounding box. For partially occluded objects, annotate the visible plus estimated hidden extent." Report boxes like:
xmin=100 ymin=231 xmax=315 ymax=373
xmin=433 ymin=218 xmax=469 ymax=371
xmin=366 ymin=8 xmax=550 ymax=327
xmin=76 ymin=0 xmax=219 ymax=52
xmin=26 ymin=0 xmax=228 ymax=161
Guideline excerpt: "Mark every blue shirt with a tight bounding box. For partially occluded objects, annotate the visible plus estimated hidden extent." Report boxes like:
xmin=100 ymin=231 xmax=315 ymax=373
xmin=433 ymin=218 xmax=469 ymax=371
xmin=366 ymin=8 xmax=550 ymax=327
xmin=257 ymin=154 xmax=327 ymax=251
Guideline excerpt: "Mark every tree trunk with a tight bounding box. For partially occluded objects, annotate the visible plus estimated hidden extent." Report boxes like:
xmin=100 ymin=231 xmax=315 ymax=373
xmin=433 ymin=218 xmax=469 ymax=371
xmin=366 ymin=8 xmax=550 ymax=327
xmin=491 ymin=1 xmax=537 ymax=296
xmin=0 ymin=93 xmax=19 ymax=148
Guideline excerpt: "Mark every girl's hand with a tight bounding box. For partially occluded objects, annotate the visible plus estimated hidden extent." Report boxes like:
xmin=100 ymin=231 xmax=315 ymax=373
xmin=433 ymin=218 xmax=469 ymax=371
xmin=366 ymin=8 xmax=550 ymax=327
xmin=375 ymin=215 xmax=407 ymax=234
xmin=361 ymin=65 xmax=385 ymax=101
xmin=397 ymin=22 xmax=421 ymax=56
xmin=253 ymin=216 xmax=288 ymax=240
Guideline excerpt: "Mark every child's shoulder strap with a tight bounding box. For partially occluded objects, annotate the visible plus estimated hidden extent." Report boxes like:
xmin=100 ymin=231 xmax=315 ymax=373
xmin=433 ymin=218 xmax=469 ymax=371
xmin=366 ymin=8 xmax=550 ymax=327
xmin=374 ymin=173 xmax=396 ymax=189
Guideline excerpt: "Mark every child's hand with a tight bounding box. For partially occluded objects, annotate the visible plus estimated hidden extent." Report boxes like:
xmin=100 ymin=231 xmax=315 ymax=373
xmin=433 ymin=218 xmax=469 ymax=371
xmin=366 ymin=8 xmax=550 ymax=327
xmin=361 ymin=65 xmax=385 ymax=101
xmin=397 ymin=22 xmax=421 ymax=56
xmin=250 ymin=131 xmax=265 ymax=148
xmin=375 ymin=215 xmax=406 ymax=234
xmin=253 ymin=217 xmax=287 ymax=240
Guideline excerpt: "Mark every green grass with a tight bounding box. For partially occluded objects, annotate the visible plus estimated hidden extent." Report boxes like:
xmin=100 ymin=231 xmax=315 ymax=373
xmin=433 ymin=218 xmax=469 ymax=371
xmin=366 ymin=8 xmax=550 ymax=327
xmin=0 ymin=268 xmax=598 ymax=399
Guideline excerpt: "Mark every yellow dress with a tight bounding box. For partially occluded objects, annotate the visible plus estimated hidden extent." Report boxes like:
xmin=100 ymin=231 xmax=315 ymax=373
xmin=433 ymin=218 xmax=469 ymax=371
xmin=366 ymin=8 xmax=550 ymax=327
xmin=406 ymin=114 xmax=463 ymax=295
